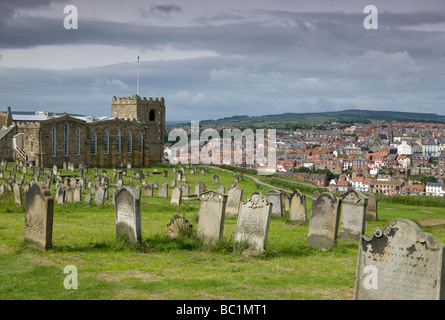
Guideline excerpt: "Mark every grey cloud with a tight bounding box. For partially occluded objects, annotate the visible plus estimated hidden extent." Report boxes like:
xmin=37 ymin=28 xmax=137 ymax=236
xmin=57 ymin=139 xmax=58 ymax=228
xmin=140 ymin=4 xmax=183 ymax=18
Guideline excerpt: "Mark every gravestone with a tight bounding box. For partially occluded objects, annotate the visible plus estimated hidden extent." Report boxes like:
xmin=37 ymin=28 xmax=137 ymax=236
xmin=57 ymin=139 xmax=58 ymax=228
xmin=181 ymin=183 xmax=190 ymax=196
xmin=144 ymin=183 xmax=153 ymax=197
xmin=65 ymin=187 xmax=74 ymax=203
xmin=73 ymin=185 xmax=82 ymax=203
xmin=158 ymin=182 xmax=169 ymax=198
xmin=266 ymin=189 xmax=283 ymax=217
xmin=355 ymin=218 xmax=445 ymax=300
xmin=95 ymin=186 xmax=106 ymax=205
xmin=24 ymin=182 xmax=54 ymax=250
xmin=216 ymin=185 xmax=225 ymax=195
xmin=84 ymin=193 xmax=92 ymax=204
xmin=171 ymin=186 xmax=182 ymax=206
xmin=13 ymin=183 xmax=22 ymax=206
xmin=225 ymin=186 xmax=244 ymax=218
xmin=167 ymin=215 xmax=193 ymax=238
xmin=235 ymin=192 xmax=272 ymax=254
xmin=195 ymin=182 xmax=205 ymax=196
xmin=339 ymin=189 xmax=368 ymax=241
xmin=57 ymin=186 xmax=65 ymax=205
xmin=307 ymin=192 xmax=341 ymax=250
xmin=281 ymin=192 xmax=290 ymax=216
xmin=364 ymin=192 xmax=378 ymax=221
xmin=114 ymin=186 xmax=142 ymax=244
xmin=197 ymin=190 xmax=227 ymax=245
xmin=171 ymin=178 xmax=177 ymax=189
xmin=213 ymin=175 xmax=219 ymax=184
xmin=287 ymin=189 xmax=307 ymax=224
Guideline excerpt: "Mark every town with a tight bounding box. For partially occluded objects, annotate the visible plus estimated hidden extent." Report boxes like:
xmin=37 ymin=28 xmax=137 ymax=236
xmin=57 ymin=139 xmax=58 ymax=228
xmin=166 ymin=119 xmax=445 ymax=197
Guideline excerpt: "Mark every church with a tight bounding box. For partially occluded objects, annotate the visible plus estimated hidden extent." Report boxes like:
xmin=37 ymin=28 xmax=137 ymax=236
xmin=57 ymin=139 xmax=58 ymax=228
xmin=0 ymin=94 xmax=166 ymax=168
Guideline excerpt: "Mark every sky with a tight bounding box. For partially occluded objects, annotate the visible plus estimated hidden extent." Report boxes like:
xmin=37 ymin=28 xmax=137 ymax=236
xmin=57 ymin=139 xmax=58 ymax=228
xmin=0 ymin=0 xmax=445 ymax=121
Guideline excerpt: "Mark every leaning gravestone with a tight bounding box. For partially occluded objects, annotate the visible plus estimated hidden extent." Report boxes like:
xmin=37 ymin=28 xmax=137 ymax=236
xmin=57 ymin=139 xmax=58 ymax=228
xmin=266 ymin=189 xmax=283 ymax=217
xmin=355 ymin=218 xmax=445 ymax=300
xmin=235 ymin=192 xmax=272 ymax=254
xmin=24 ymin=182 xmax=54 ymax=250
xmin=307 ymin=192 xmax=341 ymax=250
xmin=225 ymin=186 xmax=243 ymax=218
xmin=114 ymin=186 xmax=142 ymax=244
xmin=287 ymin=189 xmax=307 ymax=224
xmin=339 ymin=189 xmax=368 ymax=241
xmin=197 ymin=190 xmax=227 ymax=245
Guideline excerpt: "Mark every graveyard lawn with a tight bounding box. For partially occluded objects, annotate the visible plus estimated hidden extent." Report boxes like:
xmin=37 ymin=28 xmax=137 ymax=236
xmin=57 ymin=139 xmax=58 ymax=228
xmin=2 ymin=163 xmax=445 ymax=300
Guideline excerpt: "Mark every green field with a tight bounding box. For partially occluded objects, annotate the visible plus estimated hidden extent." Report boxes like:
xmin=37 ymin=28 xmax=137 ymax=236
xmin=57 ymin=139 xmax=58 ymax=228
xmin=1 ymin=163 xmax=445 ymax=300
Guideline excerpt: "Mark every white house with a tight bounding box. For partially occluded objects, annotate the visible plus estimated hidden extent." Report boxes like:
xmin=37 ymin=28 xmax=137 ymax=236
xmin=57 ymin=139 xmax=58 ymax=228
xmin=426 ymin=182 xmax=444 ymax=196
xmin=397 ymin=140 xmax=413 ymax=156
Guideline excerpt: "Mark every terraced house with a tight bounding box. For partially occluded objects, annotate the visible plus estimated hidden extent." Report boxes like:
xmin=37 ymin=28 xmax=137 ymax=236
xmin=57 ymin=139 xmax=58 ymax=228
xmin=0 ymin=94 xmax=165 ymax=168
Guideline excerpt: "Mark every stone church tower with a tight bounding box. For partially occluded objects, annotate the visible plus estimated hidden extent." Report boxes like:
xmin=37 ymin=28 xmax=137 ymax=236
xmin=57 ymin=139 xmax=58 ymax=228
xmin=111 ymin=94 xmax=166 ymax=164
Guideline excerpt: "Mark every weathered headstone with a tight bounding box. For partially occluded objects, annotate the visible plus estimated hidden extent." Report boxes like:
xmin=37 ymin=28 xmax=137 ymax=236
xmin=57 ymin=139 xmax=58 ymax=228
xmin=197 ymin=190 xmax=227 ymax=245
xmin=287 ymin=189 xmax=307 ymax=224
xmin=167 ymin=215 xmax=193 ymax=238
xmin=355 ymin=219 xmax=445 ymax=300
xmin=95 ymin=186 xmax=106 ymax=205
xmin=73 ymin=185 xmax=82 ymax=203
xmin=144 ymin=183 xmax=153 ymax=197
xmin=225 ymin=185 xmax=243 ymax=218
xmin=364 ymin=192 xmax=378 ymax=221
xmin=307 ymin=192 xmax=341 ymax=250
xmin=339 ymin=189 xmax=368 ymax=241
xmin=195 ymin=182 xmax=205 ymax=196
xmin=114 ymin=186 xmax=142 ymax=244
xmin=13 ymin=183 xmax=22 ymax=206
xmin=65 ymin=187 xmax=74 ymax=203
xmin=24 ymin=182 xmax=54 ymax=250
xmin=266 ymin=189 xmax=283 ymax=217
xmin=213 ymin=175 xmax=219 ymax=184
xmin=171 ymin=186 xmax=182 ymax=206
xmin=181 ymin=183 xmax=190 ymax=196
xmin=158 ymin=182 xmax=169 ymax=198
xmin=235 ymin=192 xmax=272 ymax=254
xmin=84 ymin=193 xmax=92 ymax=204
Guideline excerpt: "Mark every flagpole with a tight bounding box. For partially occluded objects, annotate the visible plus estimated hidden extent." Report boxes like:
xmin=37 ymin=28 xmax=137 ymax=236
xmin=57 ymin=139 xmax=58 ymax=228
xmin=137 ymin=56 xmax=140 ymax=96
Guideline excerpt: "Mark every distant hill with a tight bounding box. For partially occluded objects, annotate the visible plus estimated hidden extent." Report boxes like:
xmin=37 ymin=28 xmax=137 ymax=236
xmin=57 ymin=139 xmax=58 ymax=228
xmin=199 ymin=109 xmax=445 ymax=126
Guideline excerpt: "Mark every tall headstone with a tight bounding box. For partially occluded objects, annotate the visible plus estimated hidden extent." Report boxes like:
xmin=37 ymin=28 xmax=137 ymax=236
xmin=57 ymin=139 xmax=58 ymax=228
xmin=266 ymin=189 xmax=283 ymax=217
xmin=287 ymin=189 xmax=307 ymax=224
xmin=355 ymin=219 xmax=445 ymax=300
xmin=114 ymin=187 xmax=142 ymax=244
xmin=197 ymin=190 xmax=227 ymax=245
xmin=235 ymin=192 xmax=272 ymax=254
xmin=307 ymin=192 xmax=341 ymax=250
xmin=339 ymin=189 xmax=368 ymax=241
xmin=171 ymin=186 xmax=182 ymax=206
xmin=24 ymin=182 xmax=54 ymax=250
xmin=95 ymin=186 xmax=106 ymax=205
xmin=13 ymin=183 xmax=22 ymax=206
xmin=364 ymin=192 xmax=378 ymax=221
xmin=144 ymin=183 xmax=153 ymax=197
xmin=225 ymin=186 xmax=244 ymax=218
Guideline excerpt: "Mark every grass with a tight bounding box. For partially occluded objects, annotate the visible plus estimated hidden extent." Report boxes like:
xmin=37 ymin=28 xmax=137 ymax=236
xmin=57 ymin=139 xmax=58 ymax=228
xmin=1 ymin=162 xmax=445 ymax=300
